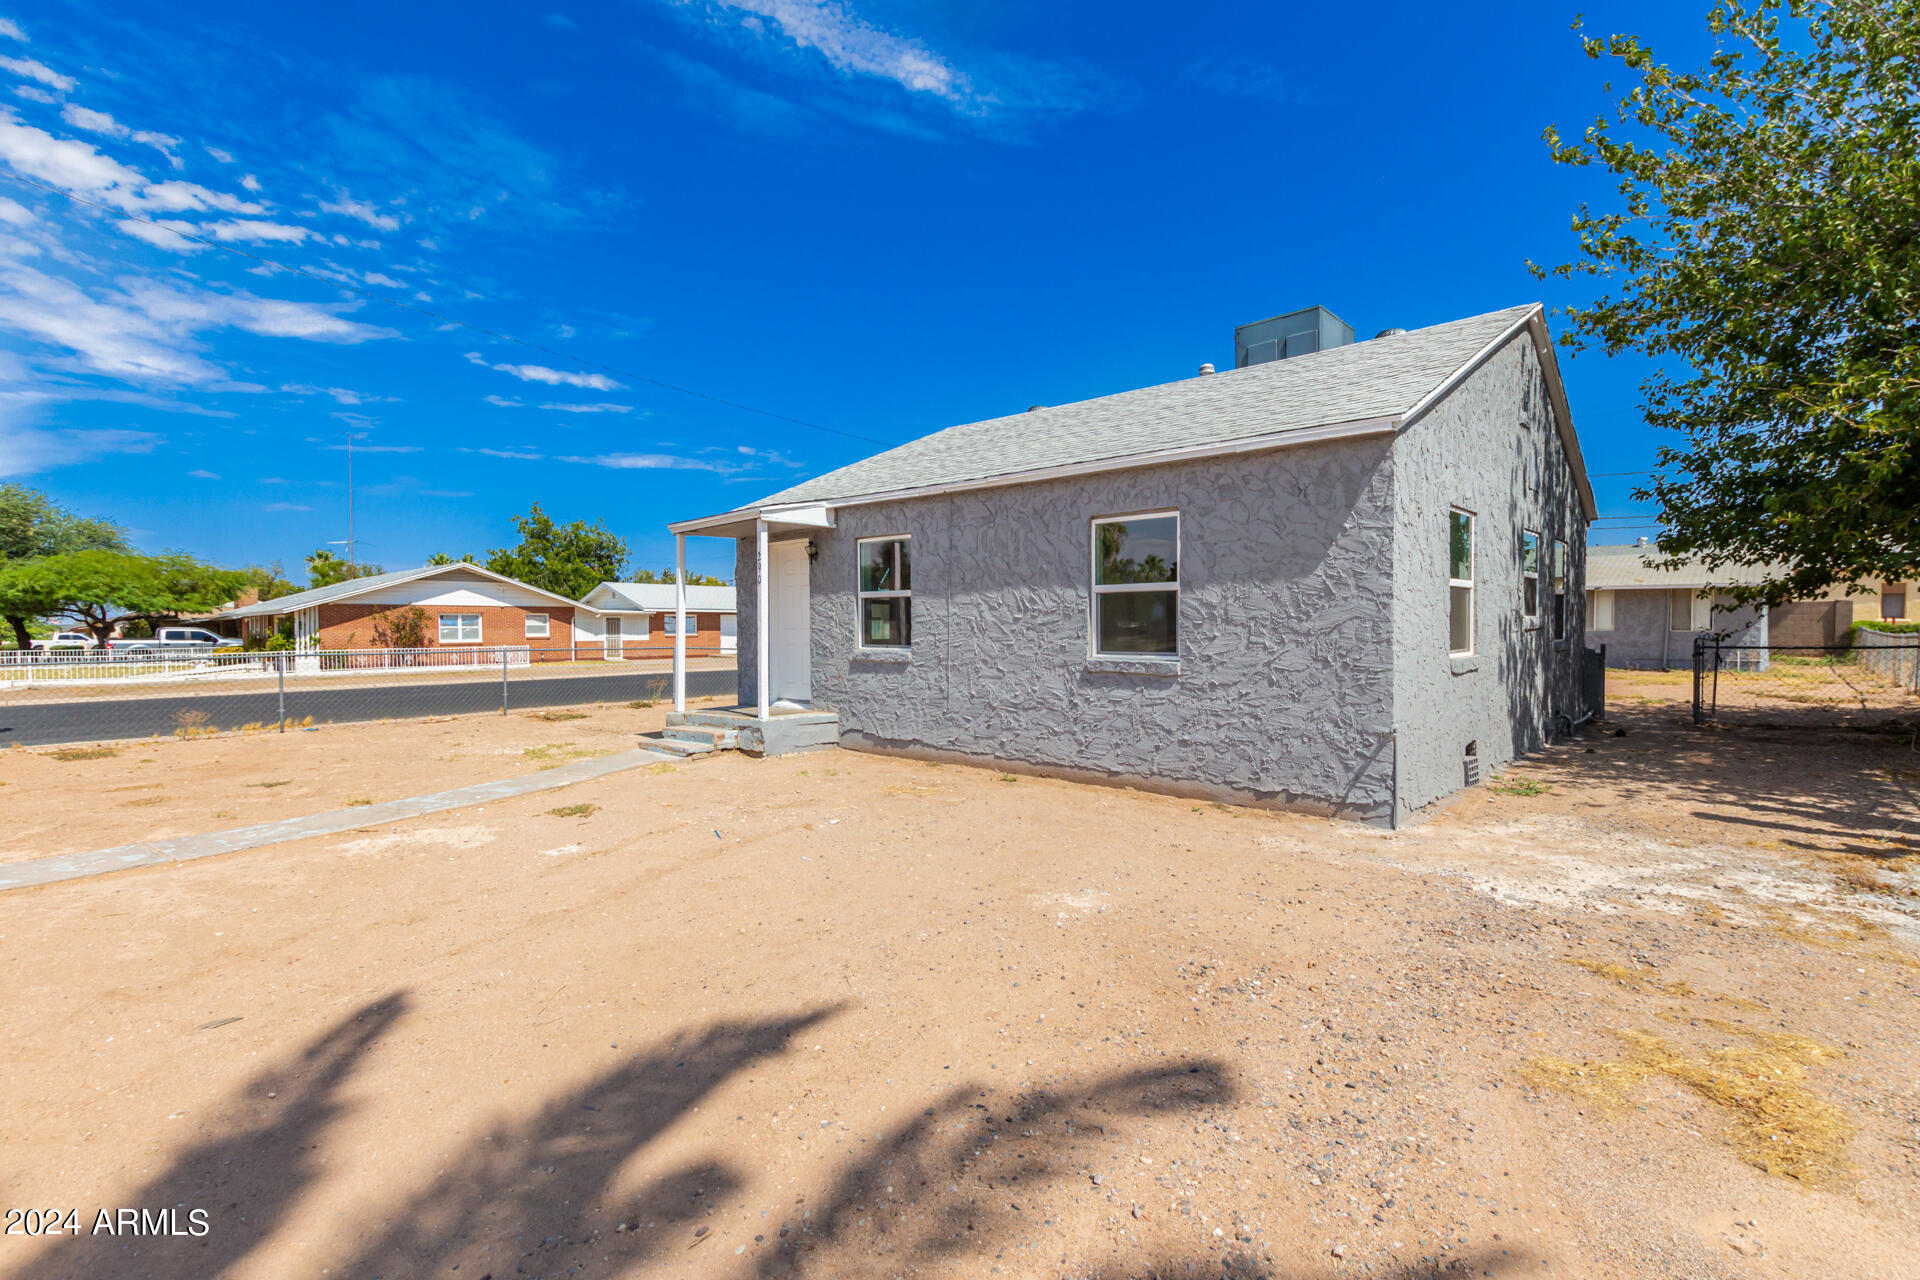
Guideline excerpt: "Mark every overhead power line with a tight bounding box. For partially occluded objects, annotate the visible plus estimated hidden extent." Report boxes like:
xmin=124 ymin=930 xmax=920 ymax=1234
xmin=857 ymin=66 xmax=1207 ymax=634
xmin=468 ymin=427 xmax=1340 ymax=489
xmin=2 ymin=171 xmax=895 ymax=448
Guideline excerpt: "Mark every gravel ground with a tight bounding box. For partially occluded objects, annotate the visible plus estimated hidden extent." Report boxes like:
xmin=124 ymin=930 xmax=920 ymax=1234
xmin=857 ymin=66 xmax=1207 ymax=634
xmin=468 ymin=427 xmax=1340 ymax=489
xmin=0 ymin=705 xmax=1914 ymax=1280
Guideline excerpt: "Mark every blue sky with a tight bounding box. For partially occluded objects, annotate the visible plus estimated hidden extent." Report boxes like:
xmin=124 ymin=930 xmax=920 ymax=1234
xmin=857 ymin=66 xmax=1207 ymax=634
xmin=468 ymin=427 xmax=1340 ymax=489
xmin=0 ymin=0 xmax=1704 ymax=583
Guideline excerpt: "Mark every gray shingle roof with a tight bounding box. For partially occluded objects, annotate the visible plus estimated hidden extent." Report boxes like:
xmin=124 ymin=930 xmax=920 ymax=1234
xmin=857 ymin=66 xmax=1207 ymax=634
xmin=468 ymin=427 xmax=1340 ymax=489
xmin=744 ymin=305 xmax=1537 ymax=510
xmin=222 ymin=566 xmax=444 ymax=619
xmin=1586 ymin=544 xmax=1783 ymax=590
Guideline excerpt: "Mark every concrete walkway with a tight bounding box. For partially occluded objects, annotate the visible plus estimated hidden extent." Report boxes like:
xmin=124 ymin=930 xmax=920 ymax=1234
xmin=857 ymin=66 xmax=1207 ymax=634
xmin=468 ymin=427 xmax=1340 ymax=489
xmin=0 ymin=747 xmax=678 ymax=893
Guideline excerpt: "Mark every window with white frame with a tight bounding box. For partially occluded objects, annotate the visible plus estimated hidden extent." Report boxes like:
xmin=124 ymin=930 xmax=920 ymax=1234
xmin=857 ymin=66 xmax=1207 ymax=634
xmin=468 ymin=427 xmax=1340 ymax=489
xmin=1552 ymin=540 xmax=1569 ymax=641
xmin=1448 ymin=509 xmax=1474 ymax=656
xmin=1669 ymin=589 xmax=1711 ymax=631
xmin=1587 ymin=589 xmax=1616 ymax=631
xmin=1521 ymin=530 xmax=1540 ymax=624
xmin=438 ymin=613 xmax=481 ymax=643
xmin=524 ymin=612 xmax=549 ymax=638
xmin=663 ymin=613 xmax=700 ymax=636
xmin=1092 ymin=512 xmax=1179 ymax=657
xmin=857 ymin=536 xmax=911 ymax=648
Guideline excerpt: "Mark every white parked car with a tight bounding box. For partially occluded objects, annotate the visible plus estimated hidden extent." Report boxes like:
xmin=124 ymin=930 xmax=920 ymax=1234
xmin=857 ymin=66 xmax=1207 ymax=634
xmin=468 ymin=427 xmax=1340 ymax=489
xmin=110 ymin=626 xmax=243 ymax=653
xmin=32 ymin=631 xmax=98 ymax=650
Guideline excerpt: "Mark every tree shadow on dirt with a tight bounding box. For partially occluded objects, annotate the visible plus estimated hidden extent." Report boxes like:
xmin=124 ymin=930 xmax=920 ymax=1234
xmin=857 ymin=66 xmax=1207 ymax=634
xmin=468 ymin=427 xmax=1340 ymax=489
xmin=1548 ymin=708 xmax=1920 ymax=859
xmin=328 ymin=1004 xmax=842 ymax=1280
xmin=11 ymin=993 xmax=408 ymax=1280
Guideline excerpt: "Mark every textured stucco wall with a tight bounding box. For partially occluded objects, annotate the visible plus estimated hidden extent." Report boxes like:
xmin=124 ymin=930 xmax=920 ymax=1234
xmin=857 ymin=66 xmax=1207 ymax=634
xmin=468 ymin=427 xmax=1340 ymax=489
xmin=1596 ymin=589 xmax=1766 ymax=670
xmin=1389 ymin=334 xmax=1590 ymax=817
xmin=743 ymin=438 xmax=1401 ymax=817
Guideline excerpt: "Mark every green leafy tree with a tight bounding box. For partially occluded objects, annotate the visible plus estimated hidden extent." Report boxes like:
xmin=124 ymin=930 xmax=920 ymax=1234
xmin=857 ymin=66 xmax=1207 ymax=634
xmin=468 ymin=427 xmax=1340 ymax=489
xmin=238 ymin=563 xmax=298 ymax=603
xmin=0 ymin=550 xmax=249 ymax=643
xmin=306 ymin=548 xmax=384 ymax=589
xmin=0 ymin=484 xmax=128 ymax=648
xmin=657 ymin=568 xmax=729 ymax=586
xmin=1534 ymin=0 xmax=1920 ymax=605
xmin=485 ymin=503 xmax=629 ymax=599
xmin=426 ymin=552 xmax=476 ymax=566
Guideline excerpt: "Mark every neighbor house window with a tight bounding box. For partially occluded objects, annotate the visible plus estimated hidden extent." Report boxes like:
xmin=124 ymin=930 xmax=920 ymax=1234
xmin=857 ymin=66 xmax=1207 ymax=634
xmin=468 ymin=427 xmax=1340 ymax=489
xmin=1521 ymin=530 xmax=1540 ymax=624
xmin=1587 ymin=589 xmax=1616 ymax=632
xmin=1552 ymin=540 xmax=1569 ymax=641
xmin=1669 ymin=589 xmax=1710 ymax=631
xmin=1884 ymin=590 xmax=1907 ymax=621
xmin=1092 ymin=512 xmax=1179 ymax=657
xmin=524 ymin=613 xmax=549 ymax=638
xmin=438 ymin=613 xmax=481 ymax=643
xmin=857 ymin=536 xmax=911 ymax=648
xmin=664 ymin=614 xmax=700 ymax=636
xmin=1449 ymin=509 xmax=1474 ymax=656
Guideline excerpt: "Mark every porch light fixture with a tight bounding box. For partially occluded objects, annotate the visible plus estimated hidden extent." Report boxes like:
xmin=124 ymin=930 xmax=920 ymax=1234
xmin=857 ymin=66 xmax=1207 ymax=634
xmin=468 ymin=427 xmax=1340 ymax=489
xmin=806 ymin=540 xmax=818 ymax=562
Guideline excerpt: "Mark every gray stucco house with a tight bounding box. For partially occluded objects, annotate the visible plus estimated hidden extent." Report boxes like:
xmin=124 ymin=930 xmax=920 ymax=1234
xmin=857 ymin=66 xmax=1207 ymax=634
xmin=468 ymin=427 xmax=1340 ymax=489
xmin=667 ymin=303 xmax=1598 ymax=823
xmin=1585 ymin=543 xmax=1770 ymax=670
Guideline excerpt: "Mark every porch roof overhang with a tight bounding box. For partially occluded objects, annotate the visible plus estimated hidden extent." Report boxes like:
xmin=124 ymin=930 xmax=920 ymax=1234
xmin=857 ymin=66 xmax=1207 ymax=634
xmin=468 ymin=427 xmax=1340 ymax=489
xmin=668 ymin=503 xmax=837 ymax=539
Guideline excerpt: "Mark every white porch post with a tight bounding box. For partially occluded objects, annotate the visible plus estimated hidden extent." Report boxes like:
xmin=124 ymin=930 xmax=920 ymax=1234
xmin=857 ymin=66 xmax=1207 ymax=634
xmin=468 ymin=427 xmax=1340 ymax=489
xmin=672 ymin=533 xmax=687 ymax=713
xmin=755 ymin=518 xmax=770 ymax=720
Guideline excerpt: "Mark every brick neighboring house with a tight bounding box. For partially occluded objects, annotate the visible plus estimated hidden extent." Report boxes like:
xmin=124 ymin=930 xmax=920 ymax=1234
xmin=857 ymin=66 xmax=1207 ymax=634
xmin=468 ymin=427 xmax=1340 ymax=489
xmin=219 ymin=563 xmax=589 ymax=657
xmin=576 ymin=582 xmax=737 ymax=658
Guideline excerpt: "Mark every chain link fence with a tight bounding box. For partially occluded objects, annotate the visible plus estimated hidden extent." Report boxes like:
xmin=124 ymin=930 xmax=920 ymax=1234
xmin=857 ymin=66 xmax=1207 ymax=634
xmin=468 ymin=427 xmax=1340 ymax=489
xmin=0 ymin=647 xmax=739 ymax=747
xmin=1692 ymin=636 xmax=1920 ymax=730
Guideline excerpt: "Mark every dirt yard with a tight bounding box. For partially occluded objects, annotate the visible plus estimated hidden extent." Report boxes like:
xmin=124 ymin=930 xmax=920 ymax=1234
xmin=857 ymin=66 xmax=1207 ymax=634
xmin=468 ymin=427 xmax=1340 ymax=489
xmin=0 ymin=697 xmax=729 ymax=864
xmin=0 ymin=704 xmax=1915 ymax=1280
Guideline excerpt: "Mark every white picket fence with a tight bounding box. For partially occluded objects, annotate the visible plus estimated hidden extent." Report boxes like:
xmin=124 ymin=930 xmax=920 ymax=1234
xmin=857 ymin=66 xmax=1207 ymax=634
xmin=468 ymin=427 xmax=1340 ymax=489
xmin=0 ymin=645 xmax=534 ymax=687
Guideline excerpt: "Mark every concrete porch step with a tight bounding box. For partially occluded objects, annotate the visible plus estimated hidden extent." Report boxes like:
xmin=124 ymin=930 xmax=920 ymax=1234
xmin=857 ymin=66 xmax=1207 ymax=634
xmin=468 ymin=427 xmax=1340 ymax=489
xmin=665 ymin=724 xmax=738 ymax=749
xmin=642 ymin=734 xmax=715 ymax=757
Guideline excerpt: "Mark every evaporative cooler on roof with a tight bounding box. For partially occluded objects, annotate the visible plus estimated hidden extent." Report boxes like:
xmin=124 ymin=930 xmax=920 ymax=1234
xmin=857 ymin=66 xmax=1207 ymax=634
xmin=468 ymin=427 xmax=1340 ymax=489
xmin=1233 ymin=306 xmax=1356 ymax=368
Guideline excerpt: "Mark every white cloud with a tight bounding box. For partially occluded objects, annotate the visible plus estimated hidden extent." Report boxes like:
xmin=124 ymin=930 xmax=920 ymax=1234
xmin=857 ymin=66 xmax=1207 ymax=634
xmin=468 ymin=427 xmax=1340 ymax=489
xmin=483 ymin=394 xmax=523 ymax=408
xmin=196 ymin=219 xmax=313 ymax=244
xmin=281 ymin=383 xmax=392 ymax=405
xmin=187 ymin=467 xmax=219 ymax=479
xmin=12 ymin=84 xmax=51 ymax=104
xmin=0 ymin=55 xmax=74 ymax=93
xmin=556 ymin=451 xmax=742 ymax=473
xmin=58 ymin=103 xmax=182 ymax=165
xmin=464 ymin=349 xmax=619 ymax=390
xmin=263 ymin=501 xmax=311 ymax=512
xmin=204 ymin=145 xmax=234 ymax=164
xmin=0 ymin=19 xmax=25 ymax=42
xmin=0 ymin=419 xmax=160 ymax=477
xmin=320 ymin=194 xmax=401 ymax=232
xmin=474 ymin=446 xmax=543 ymax=460
xmin=0 ymin=110 xmax=145 ymax=200
xmin=0 ymin=262 xmax=395 ymax=385
xmin=115 ymin=217 xmax=203 ymax=252
xmin=542 ymin=401 xmax=632 ymax=414
xmin=136 ymin=179 xmax=263 ymax=214
xmin=703 ymin=0 xmax=964 ymax=100
xmin=0 ymin=194 xmax=30 ymax=226
xmin=239 ymin=173 xmax=260 ymax=192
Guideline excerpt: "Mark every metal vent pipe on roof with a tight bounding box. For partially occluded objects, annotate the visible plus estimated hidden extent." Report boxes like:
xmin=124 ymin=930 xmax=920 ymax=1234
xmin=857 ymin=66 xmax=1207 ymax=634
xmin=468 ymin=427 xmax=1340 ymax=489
xmin=1197 ymin=363 xmax=1215 ymax=375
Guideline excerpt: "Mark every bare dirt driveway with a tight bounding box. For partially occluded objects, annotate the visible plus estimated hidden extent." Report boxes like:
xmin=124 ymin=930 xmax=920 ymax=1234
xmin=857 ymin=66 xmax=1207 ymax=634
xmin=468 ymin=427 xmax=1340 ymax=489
xmin=0 ymin=703 xmax=1915 ymax=1280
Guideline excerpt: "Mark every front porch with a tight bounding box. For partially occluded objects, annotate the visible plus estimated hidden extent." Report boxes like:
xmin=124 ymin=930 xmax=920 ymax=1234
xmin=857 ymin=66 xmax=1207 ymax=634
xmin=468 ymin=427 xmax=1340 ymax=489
xmin=656 ymin=705 xmax=840 ymax=758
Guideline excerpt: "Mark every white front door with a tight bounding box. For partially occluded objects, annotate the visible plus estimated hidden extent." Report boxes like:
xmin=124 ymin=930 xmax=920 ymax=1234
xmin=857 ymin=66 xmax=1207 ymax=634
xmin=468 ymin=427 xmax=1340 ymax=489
xmin=720 ymin=615 xmax=738 ymax=653
xmin=605 ymin=616 xmax=622 ymax=660
xmin=767 ymin=540 xmax=811 ymax=704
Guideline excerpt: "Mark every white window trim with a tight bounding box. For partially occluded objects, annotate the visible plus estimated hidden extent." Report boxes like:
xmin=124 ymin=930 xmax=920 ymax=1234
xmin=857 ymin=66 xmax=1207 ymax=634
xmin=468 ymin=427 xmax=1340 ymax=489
xmin=1449 ymin=508 xmax=1475 ymax=657
xmin=1552 ymin=539 xmax=1570 ymax=643
xmin=437 ymin=612 xmax=482 ymax=644
xmin=1588 ymin=589 xmax=1616 ymax=632
xmin=1090 ymin=510 xmax=1180 ymax=660
xmin=664 ymin=613 xmax=701 ymax=636
xmin=1670 ymin=590 xmax=1711 ymax=632
xmin=856 ymin=534 xmax=912 ymax=650
xmin=524 ymin=612 xmax=550 ymax=639
xmin=1521 ymin=529 xmax=1540 ymax=626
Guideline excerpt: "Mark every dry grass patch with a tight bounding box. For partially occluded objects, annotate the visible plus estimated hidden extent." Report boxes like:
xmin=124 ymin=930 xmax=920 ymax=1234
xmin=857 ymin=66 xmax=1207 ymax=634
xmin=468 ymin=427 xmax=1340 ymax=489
xmin=48 ymin=746 xmax=117 ymax=761
xmin=521 ymin=744 xmax=613 ymax=769
xmin=528 ymin=710 xmax=588 ymax=722
xmin=1522 ymin=1022 xmax=1854 ymax=1185
xmin=1566 ymin=956 xmax=1695 ymax=999
xmin=547 ymin=803 xmax=600 ymax=819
